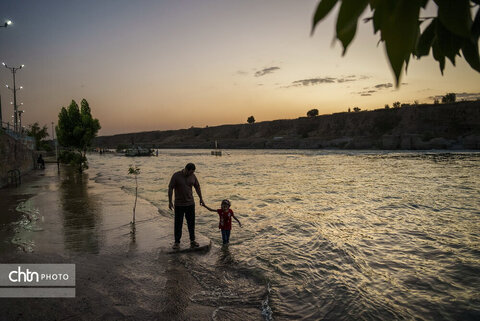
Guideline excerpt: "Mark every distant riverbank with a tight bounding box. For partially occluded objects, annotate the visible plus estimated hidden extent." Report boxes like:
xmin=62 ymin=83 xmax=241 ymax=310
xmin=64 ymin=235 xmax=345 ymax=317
xmin=95 ymin=101 xmax=480 ymax=150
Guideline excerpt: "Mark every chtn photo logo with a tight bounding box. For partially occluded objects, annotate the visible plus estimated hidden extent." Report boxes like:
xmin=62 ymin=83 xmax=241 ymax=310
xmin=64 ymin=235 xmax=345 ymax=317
xmin=0 ymin=264 xmax=75 ymax=298
xmin=8 ymin=266 xmax=70 ymax=283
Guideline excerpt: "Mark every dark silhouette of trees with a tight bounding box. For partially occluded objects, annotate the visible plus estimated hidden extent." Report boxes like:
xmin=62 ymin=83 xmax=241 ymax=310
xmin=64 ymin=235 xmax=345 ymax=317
xmin=25 ymin=122 xmax=49 ymax=150
xmin=312 ymin=0 xmax=480 ymax=85
xmin=307 ymin=108 xmax=319 ymax=117
xmin=353 ymin=107 xmax=361 ymax=112
xmin=442 ymin=93 xmax=456 ymax=103
xmin=56 ymin=99 xmax=101 ymax=172
xmin=247 ymin=116 xmax=255 ymax=124
xmin=393 ymin=101 xmax=401 ymax=108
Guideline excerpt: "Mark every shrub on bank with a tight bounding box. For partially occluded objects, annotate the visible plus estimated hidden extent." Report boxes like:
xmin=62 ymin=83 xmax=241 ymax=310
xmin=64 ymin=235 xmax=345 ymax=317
xmin=58 ymin=150 xmax=88 ymax=171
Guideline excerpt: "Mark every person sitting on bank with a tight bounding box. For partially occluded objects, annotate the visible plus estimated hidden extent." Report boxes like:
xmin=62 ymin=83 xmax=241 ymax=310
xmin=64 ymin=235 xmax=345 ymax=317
xmin=37 ymin=154 xmax=45 ymax=169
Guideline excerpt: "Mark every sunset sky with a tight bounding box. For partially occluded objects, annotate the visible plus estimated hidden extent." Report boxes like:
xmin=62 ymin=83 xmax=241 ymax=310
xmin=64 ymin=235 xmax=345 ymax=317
xmin=1 ymin=0 xmax=479 ymax=136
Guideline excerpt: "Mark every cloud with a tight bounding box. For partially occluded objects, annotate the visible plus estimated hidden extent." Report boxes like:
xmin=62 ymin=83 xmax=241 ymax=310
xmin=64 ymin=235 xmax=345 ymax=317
xmin=457 ymin=92 xmax=480 ymax=100
xmin=357 ymin=90 xmax=377 ymax=96
xmin=337 ymin=75 xmax=358 ymax=83
xmin=282 ymin=74 xmax=368 ymax=88
xmin=374 ymin=83 xmax=393 ymax=89
xmin=292 ymin=77 xmax=336 ymax=86
xmin=428 ymin=92 xmax=480 ymax=101
xmin=254 ymin=67 xmax=280 ymax=77
xmin=353 ymin=82 xmax=393 ymax=96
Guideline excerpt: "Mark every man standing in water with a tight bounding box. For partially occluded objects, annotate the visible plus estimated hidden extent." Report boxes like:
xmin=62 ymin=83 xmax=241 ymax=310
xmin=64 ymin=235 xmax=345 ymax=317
xmin=168 ymin=163 xmax=204 ymax=249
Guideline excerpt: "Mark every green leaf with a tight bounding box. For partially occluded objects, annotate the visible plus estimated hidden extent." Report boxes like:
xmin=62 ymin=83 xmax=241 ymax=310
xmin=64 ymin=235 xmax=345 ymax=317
xmin=436 ymin=20 xmax=464 ymax=65
xmin=381 ymin=0 xmax=422 ymax=85
xmin=336 ymin=0 xmax=369 ymax=54
xmin=432 ymin=39 xmax=446 ymax=74
xmin=434 ymin=0 xmax=472 ymax=37
xmin=407 ymin=21 xmax=422 ymax=72
xmin=371 ymin=0 xmax=396 ymax=35
xmin=415 ymin=18 xmax=436 ymax=57
xmin=312 ymin=0 xmax=339 ymax=35
xmin=461 ymin=38 xmax=480 ymax=72
xmin=473 ymin=9 xmax=480 ymax=38
xmin=405 ymin=52 xmax=411 ymax=73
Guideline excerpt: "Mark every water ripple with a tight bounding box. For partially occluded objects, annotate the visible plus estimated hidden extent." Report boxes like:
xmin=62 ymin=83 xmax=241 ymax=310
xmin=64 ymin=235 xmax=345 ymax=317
xmin=87 ymin=150 xmax=480 ymax=320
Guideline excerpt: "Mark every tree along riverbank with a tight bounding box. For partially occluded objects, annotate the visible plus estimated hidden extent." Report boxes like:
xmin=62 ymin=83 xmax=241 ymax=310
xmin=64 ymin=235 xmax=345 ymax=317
xmin=95 ymin=101 xmax=480 ymax=150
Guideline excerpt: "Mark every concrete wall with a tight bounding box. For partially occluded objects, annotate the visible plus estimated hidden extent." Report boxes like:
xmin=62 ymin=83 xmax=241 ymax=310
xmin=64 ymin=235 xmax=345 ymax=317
xmin=0 ymin=131 xmax=37 ymax=188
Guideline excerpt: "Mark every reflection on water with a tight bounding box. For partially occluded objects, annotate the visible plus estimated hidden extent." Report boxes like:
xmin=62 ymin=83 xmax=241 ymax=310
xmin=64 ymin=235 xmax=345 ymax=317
xmin=217 ymin=245 xmax=235 ymax=265
xmin=59 ymin=167 xmax=102 ymax=254
xmin=87 ymin=150 xmax=480 ymax=320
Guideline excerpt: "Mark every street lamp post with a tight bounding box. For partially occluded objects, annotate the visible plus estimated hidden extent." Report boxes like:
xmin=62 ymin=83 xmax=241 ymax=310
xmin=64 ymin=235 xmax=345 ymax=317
xmin=52 ymin=121 xmax=59 ymax=173
xmin=3 ymin=62 xmax=24 ymax=132
xmin=0 ymin=20 xmax=12 ymax=28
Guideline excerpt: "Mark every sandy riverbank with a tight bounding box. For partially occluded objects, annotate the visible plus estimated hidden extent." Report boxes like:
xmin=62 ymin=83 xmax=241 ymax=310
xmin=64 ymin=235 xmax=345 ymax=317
xmin=0 ymin=164 xmax=226 ymax=320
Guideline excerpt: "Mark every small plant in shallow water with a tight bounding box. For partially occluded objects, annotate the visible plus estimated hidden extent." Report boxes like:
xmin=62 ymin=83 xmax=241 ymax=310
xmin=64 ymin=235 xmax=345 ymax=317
xmin=128 ymin=165 xmax=140 ymax=225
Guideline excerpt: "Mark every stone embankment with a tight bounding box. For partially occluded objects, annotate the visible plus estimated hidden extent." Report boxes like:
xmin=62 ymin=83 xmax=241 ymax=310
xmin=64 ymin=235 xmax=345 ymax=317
xmin=0 ymin=131 xmax=37 ymax=187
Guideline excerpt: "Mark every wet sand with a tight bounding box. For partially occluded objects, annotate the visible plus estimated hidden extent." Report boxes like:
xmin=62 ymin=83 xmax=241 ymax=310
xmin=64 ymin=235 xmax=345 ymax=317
xmin=0 ymin=165 xmax=217 ymax=320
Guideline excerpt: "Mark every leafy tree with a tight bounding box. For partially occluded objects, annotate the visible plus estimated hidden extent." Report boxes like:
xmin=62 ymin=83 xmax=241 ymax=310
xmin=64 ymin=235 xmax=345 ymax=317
xmin=353 ymin=106 xmax=361 ymax=112
xmin=434 ymin=98 xmax=440 ymax=104
xmin=442 ymin=92 xmax=456 ymax=103
xmin=384 ymin=104 xmax=390 ymax=109
xmin=307 ymin=108 xmax=319 ymax=117
xmin=25 ymin=122 xmax=49 ymax=150
xmin=247 ymin=116 xmax=256 ymax=124
xmin=56 ymin=99 xmax=101 ymax=172
xmin=393 ymin=101 xmax=401 ymax=108
xmin=312 ymin=0 xmax=480 ymax=86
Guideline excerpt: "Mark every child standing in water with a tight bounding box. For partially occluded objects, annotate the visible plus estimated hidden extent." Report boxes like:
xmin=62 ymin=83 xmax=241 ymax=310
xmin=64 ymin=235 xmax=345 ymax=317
xmin=202 ymin=199 xmax=241 ymax=245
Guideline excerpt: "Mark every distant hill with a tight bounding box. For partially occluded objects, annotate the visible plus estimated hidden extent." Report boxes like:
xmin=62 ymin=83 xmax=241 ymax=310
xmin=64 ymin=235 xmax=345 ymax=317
xmin=94 ymin=101 xmax=480 ymax=150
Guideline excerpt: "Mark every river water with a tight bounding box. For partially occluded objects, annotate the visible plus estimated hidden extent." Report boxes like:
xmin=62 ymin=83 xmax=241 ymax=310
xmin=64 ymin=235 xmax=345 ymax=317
xmin=87 ymin=149 xmax=480 ymax=320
